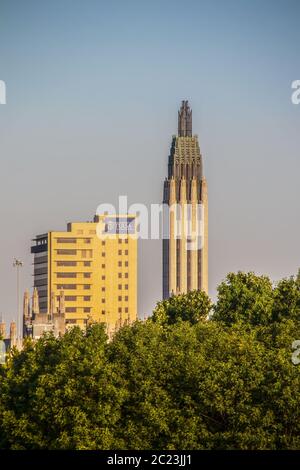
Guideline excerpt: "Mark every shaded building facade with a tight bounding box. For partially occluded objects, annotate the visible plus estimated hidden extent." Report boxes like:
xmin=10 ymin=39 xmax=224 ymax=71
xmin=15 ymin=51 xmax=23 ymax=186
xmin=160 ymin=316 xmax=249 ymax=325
xmin=23 ymin=288 xmax=66 ymax=340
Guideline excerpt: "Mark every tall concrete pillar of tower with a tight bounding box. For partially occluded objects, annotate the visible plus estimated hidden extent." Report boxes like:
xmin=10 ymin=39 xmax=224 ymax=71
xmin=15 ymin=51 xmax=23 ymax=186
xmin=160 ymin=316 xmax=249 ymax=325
xmin=179 ymin=177 xmax=187 ymax=293
xmin=201 ymin=177 xmax=208 ymax=294
xmin=169 ymin=178 xmax=177 ymax=295
xmin=190 ymin=177 xmax=198 ymax=290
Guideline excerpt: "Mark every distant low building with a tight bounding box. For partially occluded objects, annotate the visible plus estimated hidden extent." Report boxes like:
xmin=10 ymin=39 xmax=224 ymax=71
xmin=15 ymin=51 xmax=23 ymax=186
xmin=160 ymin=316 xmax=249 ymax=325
xmin=23 ymin=288 xmax=66 ymax=340
xmin=0 ymin=291 xmax=65 ymax=360
xmin=0 ymin=320 xmax=19 ymax=357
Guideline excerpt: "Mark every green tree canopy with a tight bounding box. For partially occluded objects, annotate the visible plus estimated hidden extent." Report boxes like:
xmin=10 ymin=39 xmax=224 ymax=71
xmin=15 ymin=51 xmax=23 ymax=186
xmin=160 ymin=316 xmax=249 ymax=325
xmin=272 ymin=275 xmax=300 ymax=323
xmin=0 ymin=324 xmax=124 ymax=449
xmin=152 ymin=289 xmax=211 ymax=326
xmin=213 ymin=272 xmax=274 ymax=326
xmin=0 ymin=271 xmax=299 ymax=450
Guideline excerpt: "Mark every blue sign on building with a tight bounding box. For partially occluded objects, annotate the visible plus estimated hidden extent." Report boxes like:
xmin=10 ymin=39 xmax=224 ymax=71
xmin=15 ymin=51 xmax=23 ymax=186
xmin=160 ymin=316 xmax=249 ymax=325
xmin=104 ymin=217 xmax=135 ymax=235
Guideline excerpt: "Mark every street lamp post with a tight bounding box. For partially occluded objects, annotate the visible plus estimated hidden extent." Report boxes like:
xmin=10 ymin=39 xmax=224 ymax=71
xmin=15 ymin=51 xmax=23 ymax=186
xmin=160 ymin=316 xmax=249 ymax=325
xmin=13 ymin=258 xmax=23 ymax=343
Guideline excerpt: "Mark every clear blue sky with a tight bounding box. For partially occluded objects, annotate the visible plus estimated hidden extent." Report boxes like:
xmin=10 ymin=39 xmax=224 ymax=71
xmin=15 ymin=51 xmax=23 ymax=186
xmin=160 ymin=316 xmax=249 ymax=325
xmin=0 ymin=0 xmax=299 ymax=323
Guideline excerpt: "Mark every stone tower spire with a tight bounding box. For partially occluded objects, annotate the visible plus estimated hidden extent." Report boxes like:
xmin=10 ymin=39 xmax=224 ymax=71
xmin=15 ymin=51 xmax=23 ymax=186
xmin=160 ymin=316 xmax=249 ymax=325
xmin=178 ymin=100 xmax=192 ymax=137
xmin=32 ymin=287 xmax=40 ymax=316
xmin=49 ymin=291 xmax=56 ymax=321
xmin=0 ymin=319 xmax=5 ymax=339
xmin=23 ymin=290 xmax=31 ymax=338
xmin=10 ymin=321 xmax=17 ymax=347
xmin=58 ymin=290 xmax=65 ymax=315
xmin=23 ymin=290 xmax=31 ymax=321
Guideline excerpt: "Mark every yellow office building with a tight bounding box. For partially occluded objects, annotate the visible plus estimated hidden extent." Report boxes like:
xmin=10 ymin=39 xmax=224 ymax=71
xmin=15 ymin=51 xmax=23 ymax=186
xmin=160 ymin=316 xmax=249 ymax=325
xmin=31 ymin=215 xmax=137 ymax=329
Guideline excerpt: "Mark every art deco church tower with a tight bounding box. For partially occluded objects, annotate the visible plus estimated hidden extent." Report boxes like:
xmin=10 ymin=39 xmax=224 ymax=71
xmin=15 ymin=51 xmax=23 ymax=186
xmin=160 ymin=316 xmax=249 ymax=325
xmin=163 ymin=101 xmax=208 ymax=298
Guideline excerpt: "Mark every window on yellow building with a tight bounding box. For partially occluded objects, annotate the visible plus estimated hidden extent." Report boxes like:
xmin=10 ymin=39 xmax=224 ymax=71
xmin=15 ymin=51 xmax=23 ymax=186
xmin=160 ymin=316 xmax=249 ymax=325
xmin=57 ymin=273 xmax=77 ymax=278
xmin=57 ymin=261 xmax=77 ymax=267
xmin=57 ymin=238 xmax=77 ymax=243
xmin=57 ymin=284 xmax=76 ymax=289
xmin=57 ymin=249 xmax=77 ymax=255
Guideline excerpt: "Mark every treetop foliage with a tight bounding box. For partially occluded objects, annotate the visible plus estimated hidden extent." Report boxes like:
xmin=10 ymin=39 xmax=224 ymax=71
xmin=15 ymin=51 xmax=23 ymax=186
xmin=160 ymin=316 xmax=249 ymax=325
xmin=0 ymin=271 xmax=299 ymax=449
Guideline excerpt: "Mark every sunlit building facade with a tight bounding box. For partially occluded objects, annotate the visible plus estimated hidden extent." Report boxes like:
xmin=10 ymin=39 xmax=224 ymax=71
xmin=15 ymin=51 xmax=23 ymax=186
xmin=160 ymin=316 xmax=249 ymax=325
xmin=31 ymin=215 xmax=137 ymax=329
